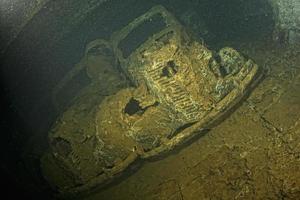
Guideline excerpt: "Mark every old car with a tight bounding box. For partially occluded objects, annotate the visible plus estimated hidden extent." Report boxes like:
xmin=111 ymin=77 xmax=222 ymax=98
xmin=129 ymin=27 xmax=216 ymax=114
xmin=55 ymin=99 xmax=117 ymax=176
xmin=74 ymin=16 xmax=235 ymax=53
xmin=41 ymin=5 xmax=263 ymax=196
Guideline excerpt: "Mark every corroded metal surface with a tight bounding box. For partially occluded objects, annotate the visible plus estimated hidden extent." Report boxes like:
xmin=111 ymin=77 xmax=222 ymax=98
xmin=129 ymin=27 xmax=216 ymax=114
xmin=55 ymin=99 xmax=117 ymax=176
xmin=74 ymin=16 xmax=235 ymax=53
xmin=41 ymin=5 xmax=262 ymax=196
xmin=87 ymin=46 xmax=300 ymax=200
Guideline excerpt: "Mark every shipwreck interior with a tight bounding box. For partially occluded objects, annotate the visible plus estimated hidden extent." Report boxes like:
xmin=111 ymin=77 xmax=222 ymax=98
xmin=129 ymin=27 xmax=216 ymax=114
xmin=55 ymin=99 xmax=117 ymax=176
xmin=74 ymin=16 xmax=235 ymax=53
xmin=1 ymin=0 xmax=299 ymax=199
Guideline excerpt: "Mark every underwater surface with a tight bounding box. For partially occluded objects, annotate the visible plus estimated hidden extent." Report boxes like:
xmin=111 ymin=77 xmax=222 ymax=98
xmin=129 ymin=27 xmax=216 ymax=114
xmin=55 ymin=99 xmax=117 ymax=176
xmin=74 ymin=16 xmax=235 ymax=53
xmin=0 ymin=0 xmax=299 ymax=199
